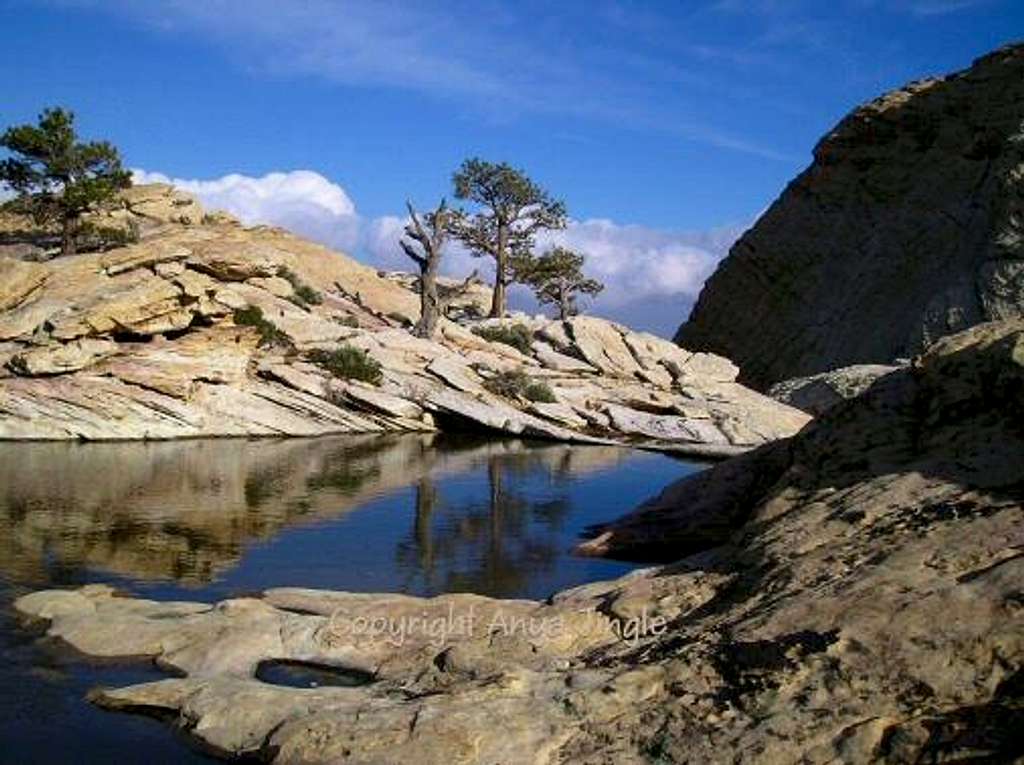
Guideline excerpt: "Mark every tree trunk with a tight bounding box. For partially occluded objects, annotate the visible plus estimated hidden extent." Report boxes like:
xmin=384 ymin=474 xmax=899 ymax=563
xmin=489 ymin=224 xmax=509 ymax=318
xmin=557 ymin=281 xmax=568 ymax=320
xmin=413 ymin=478 xmax=436 ymax=576
xmin=489 ymin=270 xmax=506 ymax=319
xmin=414 ymin=256 xmax=441 ymax=338
xmin=61 ymin=214 xmax=77 ymax=257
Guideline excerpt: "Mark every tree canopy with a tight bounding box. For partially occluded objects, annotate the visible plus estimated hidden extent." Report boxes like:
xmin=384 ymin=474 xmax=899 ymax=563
xmin=0 ymin=107 xmax=131 ymax=255
xmin=450 ymin=158 xmax=566 ymax=317
xmin=515 ymin=246 xmax=604 ymax=320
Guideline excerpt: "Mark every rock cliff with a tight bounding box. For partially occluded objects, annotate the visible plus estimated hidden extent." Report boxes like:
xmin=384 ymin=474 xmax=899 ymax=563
xmin=676 ymin=43 xmax=1024 ymax=389
xmin=17 ymin=318 xmax=1023 ymax=763
xmin=0 ymin=185 xmax=808 ymax=453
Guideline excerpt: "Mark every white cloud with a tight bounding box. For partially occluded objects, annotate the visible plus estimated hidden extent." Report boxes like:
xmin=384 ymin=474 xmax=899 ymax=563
xmin=134 ymin=167 xmax=747 ymax=337
xmin=539 ymin=218 xmax=743 ymax=308
xmin=131 ymin=168 xmax=361 ymax=252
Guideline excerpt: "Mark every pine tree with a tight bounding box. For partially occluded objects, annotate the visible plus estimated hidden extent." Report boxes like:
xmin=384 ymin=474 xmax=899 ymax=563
xmin=450 ymin=158 xmax=566 ymax=318
xmin=1 ymin=107 xmax=131 ymax=256
xmin=516 ymin=246 xmax=603 ymax=320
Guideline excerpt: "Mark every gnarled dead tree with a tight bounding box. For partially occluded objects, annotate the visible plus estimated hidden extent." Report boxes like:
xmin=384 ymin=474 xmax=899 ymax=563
xmin=401 ymin=199 xmax=451 ymax=338
xmin=401 ymin=200 xmax=480 ymax=338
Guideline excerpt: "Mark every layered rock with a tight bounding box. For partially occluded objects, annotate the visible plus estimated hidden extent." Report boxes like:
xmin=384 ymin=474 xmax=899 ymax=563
xmin=17 ymin=319 xmax=1024 ymax=763
xmin=676 ymin=43 xmax=1024 ymax=389
xmin=0 ymin=189 xmax=808 ymax=453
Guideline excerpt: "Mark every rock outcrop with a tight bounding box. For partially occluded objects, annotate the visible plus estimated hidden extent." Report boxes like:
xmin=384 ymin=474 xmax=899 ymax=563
xmin=676 ymin=43 xmax=1024 ymax=389
xmin=0 ymin=186 xmax=808 ymax=454
xmin=767 ymin=363 xmax=899 ymax=416
xmin=17 ymin=319 xmax=1024 ymax=763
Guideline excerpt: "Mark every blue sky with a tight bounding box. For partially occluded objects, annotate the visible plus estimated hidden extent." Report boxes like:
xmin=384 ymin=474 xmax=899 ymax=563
xmin=2 ymin=0 xmax=1020 ymax=334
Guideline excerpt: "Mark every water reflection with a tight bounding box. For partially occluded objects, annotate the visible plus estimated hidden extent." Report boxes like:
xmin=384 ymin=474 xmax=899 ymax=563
xmin=0 ymin=434 xmax=692 ymax=599
xmin=0 ymin=434 xmax=700 ymax=764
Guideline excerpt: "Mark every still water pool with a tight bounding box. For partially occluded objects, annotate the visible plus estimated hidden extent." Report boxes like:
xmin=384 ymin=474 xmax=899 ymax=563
xmin=0 ymin=434 xmax=700 ymax=763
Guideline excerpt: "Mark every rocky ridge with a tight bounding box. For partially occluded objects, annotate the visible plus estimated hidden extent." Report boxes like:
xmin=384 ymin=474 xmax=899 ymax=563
xmin=16 ymin=318 xmax=1024 ymax=763
xmin=676 ymin=43 xmax=1024 ymax=389
xmin=0 ymin=185 xmax=808 ymax=454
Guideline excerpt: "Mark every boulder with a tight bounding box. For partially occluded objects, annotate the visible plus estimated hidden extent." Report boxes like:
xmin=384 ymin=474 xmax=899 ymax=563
xmin=8 ymin=338 xmax=117 ymax=376
xmin=0 ymin=258 xmax=48 ymax=311
xmin=117 ymin=183 xmax=205 ymax=226
xmin=564 ymin=316 xmax=643 ymax=378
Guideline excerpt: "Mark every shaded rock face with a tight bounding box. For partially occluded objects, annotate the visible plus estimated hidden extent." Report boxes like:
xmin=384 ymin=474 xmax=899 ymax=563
xmin=676 ymin=43 xmax=1024 ymax=389
xmin=17 ymin=319 xmax=1024 ymax=763
xmin=0 ymin=193 xmax=808 ymax=453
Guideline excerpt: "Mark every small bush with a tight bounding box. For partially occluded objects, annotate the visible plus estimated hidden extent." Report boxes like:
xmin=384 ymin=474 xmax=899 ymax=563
xmin=482 ymin=368 xmax=557 ymax=403
xmin=278 ymin=266 xmax=323 ymax=307
xmin=78 ymin=219 xmax=141 ymax=251
xmin=308 ymin=345 xmax=383 ymax=385
xmin=524 ymin=381 xmax=556 ymax=403
xmin=337 ymin=315 xmax=360 ymax=328
xmin=472 ymin=323 xmax=533 ymax=355
xmin=483 ymin=368 xmax=529 ymax=398
xmin=233 ymin=305 xmax=292 ymax=348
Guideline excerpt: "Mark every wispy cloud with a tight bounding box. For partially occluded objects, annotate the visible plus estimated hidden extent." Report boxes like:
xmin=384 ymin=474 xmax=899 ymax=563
xmin=905 ymin=0 xmax=995 ymax=16
xmin=49 ymin=0 xmax=793 ymax=161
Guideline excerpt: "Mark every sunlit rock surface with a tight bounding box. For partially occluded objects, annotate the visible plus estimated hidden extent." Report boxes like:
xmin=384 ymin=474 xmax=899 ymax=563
xmin=0 ymin=185 xmax=808 ymax=454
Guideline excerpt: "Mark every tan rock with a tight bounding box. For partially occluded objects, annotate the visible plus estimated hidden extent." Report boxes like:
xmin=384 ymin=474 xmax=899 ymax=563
xmin=677 ymin=44 xmax=1024 ymax=388
xmin=247 ymin=275 xmax=295 ymax=299
xmin=118 ymin=183 xmax=205 ymax=226
xmin=98 ymin=327 xmax=256 ymax=399
xmin=48 ymin=271 xmax=187 ymax=339
xmin=0 ymin=258 xmax=48 ymax=312
xmin=8 ymin=338 xmax=117 ymax=376
xmin=563 ymin=316 xmax=643 ymax=379
xmin=532 ymin=340 xmax=596 ymax=374
xmin=0 ymin=216 xmax=808 ymax=450
xmin=528 ymin=401 xmax=589 ymax=428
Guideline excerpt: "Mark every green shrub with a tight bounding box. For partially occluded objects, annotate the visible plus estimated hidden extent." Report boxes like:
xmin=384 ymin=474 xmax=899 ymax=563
xmin=77 ymin=219 xmax=141 ymax=251
xmin=483 ymin=368 xmax=557 ymax=403
xmin=233 ymin=305 xmax=292 ymax=348
xmin=337 ymin=315 xmax=360 ymax=328
xmin=278 ymin=266 xmax=323 ymax=307
xmin=308 ymin=345 xmax=383 ymax=385
xmin=523 ymin=381 xmax=556 ymax=403
xmin=472 ymin=323 xmax=533 ymax=355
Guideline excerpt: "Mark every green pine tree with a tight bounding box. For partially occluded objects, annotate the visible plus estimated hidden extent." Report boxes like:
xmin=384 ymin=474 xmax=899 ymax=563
xmin=1 ymin=107 xmax=132 ymax=256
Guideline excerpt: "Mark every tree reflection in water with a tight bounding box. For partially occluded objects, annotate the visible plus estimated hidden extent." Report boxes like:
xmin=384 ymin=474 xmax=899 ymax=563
xmin=396 ymin=451 xmax=576 ymax=598
xmin=0 ymin=433 xmax=702 ymax=604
